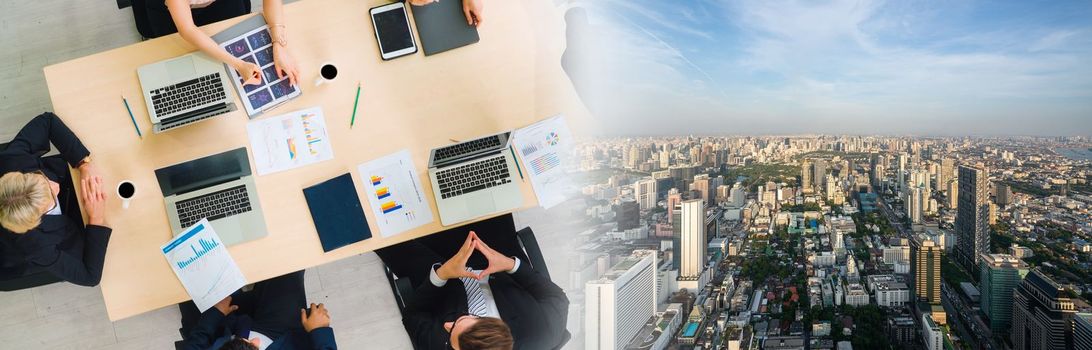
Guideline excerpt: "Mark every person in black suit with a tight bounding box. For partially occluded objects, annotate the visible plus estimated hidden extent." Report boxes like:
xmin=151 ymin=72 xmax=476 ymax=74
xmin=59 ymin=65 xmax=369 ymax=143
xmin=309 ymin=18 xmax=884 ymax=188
xmin=376 ymin=221 xmax=569 ymax=350
xmin=180 ymin=271 xmax=337 ymax=350
xmin=0 ymin=112 xmax=110 ymax=287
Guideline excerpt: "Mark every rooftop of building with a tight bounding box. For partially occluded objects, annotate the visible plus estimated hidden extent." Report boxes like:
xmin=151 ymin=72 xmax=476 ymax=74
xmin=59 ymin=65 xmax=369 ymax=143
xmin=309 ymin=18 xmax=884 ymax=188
xmin=981 ymin=253 xmax=1028 ymax=269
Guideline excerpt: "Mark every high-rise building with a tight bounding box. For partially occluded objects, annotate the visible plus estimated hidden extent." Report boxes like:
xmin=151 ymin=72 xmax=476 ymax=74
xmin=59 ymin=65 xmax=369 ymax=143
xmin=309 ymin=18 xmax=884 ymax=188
xmin=939 ymin=158 xmax=955 ymax=194
xmin=1075 ymin=313 xmax=1092 ymax=350
xmin=898 ymin=153 xmax=908 ymax=194
xmin=907 ymin=187 xmax=924 ymax=224
xmin=947 ymin=180 xmax=959 ymax=208
xmin=730 ymin=183 xmax=745 ymax=207
xmin=677 ymin=199 xmax=706 ymax=278
xmin=923 ymin=313 xmax=944 ymax=350
xmin=585 ymin=251 xmax=657 ymax=350
xmin=955 ymin=165 xmax=990 ymax=274
xmin=813 ymin=159 xmax=828 ymax=190
xmin=666 ymin=189 xmax=682 ymax=224
xmin=1011 ymin=269 xmax=1077 ymax=350
xmin=692 ymin=174 xmax=711 ymax=208
xmin=616 ymin=201 xmax=639 ymax=231
xmin=996 ymin=183 xmax=1013 ymax=207
xmin=801 ymin=160 xmax=813 ymax=192
xmin=634 ymin=178 xmax=658 ymax=211
xmin=911 ymin=235 xmax=942 ymax=304
xmin=979 ymin=254 xmax=1029 ymax=336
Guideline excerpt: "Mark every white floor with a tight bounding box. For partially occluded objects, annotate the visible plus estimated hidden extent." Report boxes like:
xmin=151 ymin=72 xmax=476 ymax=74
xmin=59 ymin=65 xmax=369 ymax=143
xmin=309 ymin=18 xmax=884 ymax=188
xmin=1 ymin=1 xmax=582 ymax=349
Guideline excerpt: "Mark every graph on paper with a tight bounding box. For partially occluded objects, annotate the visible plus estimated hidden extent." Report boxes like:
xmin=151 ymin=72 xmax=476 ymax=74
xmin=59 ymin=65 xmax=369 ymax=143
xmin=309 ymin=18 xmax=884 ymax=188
xmin=512 ymin=115 xmax=576 ymax=209
xmin=247 ymin=107 xmax=334 ymax=175
xmin=162 ymin=219 xmax=247 ymax=312
xmin=358 ymin=150 xmax=434 ymax=237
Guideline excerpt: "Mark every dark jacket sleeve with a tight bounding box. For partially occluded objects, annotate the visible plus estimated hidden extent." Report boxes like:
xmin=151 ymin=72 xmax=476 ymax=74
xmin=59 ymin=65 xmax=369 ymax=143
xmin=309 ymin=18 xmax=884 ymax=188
xmin=7 ymin=112 xmax=90 ymax=168
xmin=306 ymin=327 xmax=338 ymax=350
xmin=183 ymin=309 xmax=227 ymax=350
xmin=29 ymin=224 xmax=112 ymax=287
xmin=401 ymin=270 xmax=453 ymax=350
xmin=508 ymin=266 xmax=569 ymax=340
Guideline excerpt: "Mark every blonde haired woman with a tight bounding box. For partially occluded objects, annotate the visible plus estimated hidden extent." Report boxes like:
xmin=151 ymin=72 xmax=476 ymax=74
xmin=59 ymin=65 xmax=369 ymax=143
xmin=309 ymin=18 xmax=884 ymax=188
xmin=0 ymin=113 xmax=110 ymax=287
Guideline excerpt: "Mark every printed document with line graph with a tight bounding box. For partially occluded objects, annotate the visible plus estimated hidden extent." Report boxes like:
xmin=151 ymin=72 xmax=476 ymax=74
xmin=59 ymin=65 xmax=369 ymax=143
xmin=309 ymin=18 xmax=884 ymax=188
xmin=512 ymin=114 xmax=576 ymax=209
xmin=357 ymin=150 xmax=434 ymax=237
xmin=247 ymin=106 xmax=334 ymax=176
xmin=161 ymin=219 xmax=247 ymax=312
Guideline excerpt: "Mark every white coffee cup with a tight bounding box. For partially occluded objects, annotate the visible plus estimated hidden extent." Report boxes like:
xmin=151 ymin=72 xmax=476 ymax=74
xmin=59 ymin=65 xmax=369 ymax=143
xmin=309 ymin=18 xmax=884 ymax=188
xmin=117 ymin=180 xmax=136 ymax=209
xmin=314 ymin=62 xmax=339 ymax=86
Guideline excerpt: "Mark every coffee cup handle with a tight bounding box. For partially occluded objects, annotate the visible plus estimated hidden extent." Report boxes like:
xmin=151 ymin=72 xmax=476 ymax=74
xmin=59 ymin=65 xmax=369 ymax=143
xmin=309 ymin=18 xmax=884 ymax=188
xmin=314 ymin=76 xmax=327 ymax=87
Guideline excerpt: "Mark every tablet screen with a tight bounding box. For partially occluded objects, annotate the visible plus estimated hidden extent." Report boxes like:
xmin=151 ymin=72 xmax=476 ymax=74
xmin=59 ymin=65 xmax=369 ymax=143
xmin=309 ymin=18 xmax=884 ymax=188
xmin=374 ymin=7 xmax=414 ymax=54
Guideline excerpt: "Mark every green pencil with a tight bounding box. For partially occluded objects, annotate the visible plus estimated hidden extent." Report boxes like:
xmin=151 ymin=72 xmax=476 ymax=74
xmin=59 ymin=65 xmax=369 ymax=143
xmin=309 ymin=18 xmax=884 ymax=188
xmin=350 ymin=82 xmax=361 ymax=128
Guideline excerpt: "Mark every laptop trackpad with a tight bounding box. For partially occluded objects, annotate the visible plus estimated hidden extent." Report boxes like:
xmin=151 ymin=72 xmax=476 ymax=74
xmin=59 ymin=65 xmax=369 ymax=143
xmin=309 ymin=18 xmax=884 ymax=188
xmin=167 ymin=57 xmax=197 ymax=81
xmin=467 ymin=198 xmax=496 ymax=215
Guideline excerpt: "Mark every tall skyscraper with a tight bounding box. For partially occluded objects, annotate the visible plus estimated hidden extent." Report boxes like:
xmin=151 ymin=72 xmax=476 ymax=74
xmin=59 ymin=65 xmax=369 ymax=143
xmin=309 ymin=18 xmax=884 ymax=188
xmin=898 ymin=153 xmax=908 ymax=194
xmin=955 ymin=165 xmax=990 ymax=274
xmin=947 ymin=180 xmax=959 ymax=208
xmin=939 ymin=158 xmax=955 ymax=193
xmin=813 ymin=159 xmax=828 ymax=190
xmin=979 ymin=254 xmax=1029 ymax=336
xmin=634 ymin=178 xmax=657 ymax=211
xmin=1011 ymin=269 xmax=1077 ymax=350
xmin=677 ymin=199 xmax=706 ymax=278
xmin=911 ymin=235 xmax=942 ymax=304
xmin=585 ymin=251 xmax=657 ymax=350
xmin=801 ymin=160 xmax=813 ymax=192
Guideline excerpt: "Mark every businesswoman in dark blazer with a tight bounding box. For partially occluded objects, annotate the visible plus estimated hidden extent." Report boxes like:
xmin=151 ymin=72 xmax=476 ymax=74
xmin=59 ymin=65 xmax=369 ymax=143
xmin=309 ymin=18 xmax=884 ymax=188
xmin=0 ymin=112 xmax=110 ymax=287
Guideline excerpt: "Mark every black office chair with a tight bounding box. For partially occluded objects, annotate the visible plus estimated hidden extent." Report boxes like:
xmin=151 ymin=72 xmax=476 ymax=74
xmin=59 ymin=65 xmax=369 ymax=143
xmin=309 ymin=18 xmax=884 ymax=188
xmin=127 ymin=0 xmax=252 ymax=39
xmin=383 ymin=226 xmax=571 ymax=349
xmin=0 ymin=141 xmax=64 ymax=291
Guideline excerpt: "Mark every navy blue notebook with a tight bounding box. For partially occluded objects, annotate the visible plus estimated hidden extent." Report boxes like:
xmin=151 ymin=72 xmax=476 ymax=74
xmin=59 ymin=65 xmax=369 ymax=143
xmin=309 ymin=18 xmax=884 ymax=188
xmin=303 ymin=173 xmax=372 ymax=252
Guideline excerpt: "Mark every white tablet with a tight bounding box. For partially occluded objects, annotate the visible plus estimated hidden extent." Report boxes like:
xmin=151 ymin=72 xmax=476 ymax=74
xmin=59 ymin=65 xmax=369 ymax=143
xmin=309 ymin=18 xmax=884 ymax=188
xmin=371 ymin=2 xmax=418 ymax=60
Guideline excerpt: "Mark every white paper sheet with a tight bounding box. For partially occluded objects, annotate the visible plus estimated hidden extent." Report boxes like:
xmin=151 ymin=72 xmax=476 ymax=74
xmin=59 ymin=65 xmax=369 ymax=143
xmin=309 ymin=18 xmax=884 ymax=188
xmin=246 ymin=107 xmax=334 ymax=175
xmin=357 ymin=150 xmax=435 ymax=237
xmin=161 ymin=219 xmax=247 ymax=312
xmin=512 ymin=115 xmax=577 ymax=209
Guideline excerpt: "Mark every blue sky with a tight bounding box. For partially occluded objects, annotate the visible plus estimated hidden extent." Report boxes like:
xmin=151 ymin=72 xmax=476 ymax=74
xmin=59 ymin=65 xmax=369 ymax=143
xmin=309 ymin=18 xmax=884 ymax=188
xmin=568 ymin=0 xmax=1092 ymax=136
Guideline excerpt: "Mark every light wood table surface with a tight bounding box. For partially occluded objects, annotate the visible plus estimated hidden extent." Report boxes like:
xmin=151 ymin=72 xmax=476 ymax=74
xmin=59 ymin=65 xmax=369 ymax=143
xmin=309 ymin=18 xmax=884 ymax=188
xmin=43 ymin=0 xmax=588 ymax=321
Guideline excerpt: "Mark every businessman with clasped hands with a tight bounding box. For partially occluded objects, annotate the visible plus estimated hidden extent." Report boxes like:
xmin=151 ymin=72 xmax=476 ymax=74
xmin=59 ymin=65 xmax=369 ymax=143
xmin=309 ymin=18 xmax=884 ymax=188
xmin=376 ymin=229 xmax=568 ymax=350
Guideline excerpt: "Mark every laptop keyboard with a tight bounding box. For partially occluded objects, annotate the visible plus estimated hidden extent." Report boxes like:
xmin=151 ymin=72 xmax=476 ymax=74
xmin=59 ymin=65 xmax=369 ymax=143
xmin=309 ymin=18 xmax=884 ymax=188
xmin=436 ymin=156 xmax=512 ymax=199
xmin=176 ymin=185 xmax=252 ymax=228
xmin=434 ymin=135 xmax=503 ymax=165
xmin=151 ymin=73 xmax=227 ymax=118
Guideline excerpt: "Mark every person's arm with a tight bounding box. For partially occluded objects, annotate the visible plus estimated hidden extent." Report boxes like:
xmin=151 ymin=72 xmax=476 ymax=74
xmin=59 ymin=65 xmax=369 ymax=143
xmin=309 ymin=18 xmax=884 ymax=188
xmin=7 ymin=113 xmax=90 ymax=168
xmin=261 ymin=0 xmax=300 ymax=85
xmin=183 ymin=297 xmax=236 ymax=350
xmin=300 ymin=303 xmax=337 ymax=350
xmin=401 ymin=235 xmax=480 ymax=349
xmin=40 ymin=225 xmax=111 ymax=287
xmin=166 ymin=0 xmax=262 ymax=85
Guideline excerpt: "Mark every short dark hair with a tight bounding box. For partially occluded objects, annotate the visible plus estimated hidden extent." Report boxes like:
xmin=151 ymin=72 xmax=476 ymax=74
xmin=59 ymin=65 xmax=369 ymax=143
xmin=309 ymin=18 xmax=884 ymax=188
xmin=218 ymin=338 xmax=257 ymax=350
xmin=458 ymin=317 xmax=513 ymax=350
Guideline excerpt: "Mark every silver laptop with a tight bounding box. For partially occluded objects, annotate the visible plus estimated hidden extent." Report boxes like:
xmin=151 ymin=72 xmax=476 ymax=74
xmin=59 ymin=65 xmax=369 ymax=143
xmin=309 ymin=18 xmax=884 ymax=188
xmin=137 ymin=52 xmax=236 ymax=133
xmin=154 ymin=147 xmax=267 ymax=246
xmin=428 ymin=132 xmax=523 ymax=226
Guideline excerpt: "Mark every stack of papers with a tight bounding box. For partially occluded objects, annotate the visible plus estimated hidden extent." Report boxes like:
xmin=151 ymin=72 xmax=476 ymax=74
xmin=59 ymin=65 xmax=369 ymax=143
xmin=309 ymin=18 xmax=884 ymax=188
xmin=161 ymin=219 xmax=247 ymax=312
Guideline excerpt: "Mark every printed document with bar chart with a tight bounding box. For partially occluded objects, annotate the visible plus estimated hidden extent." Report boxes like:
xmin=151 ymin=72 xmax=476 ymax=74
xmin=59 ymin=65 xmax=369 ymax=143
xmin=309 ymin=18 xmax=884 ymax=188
xmin=513 ymin=114 xmax=576 ymax=209
xmin=161 ymin=219 xmax=247 ymax=312
xmin=357 ymin=150 xmax=434 ymax=237
xmin=247 ymin=106 xmax=334 ymax=175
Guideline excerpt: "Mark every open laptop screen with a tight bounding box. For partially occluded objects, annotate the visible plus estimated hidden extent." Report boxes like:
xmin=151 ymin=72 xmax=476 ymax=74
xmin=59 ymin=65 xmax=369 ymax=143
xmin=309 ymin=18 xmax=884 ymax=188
xmin=156 ymin=147 xmax=252 ymax=197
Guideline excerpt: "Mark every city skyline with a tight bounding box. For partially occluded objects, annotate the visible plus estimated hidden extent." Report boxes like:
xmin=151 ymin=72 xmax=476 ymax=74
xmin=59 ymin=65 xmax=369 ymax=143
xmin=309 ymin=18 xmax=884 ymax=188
xmin=573 ymin=0 xmax=1092 ymax=137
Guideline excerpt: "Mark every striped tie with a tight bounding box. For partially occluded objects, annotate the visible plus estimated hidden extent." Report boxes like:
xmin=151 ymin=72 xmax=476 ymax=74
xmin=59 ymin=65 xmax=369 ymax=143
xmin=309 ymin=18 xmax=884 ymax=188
xmin=460 ymin=267 xmax=488 ymax=317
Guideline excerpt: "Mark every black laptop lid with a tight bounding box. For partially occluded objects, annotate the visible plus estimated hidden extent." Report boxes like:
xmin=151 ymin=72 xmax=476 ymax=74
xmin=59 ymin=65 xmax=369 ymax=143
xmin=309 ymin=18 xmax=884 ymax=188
xmin=411 ymin=0 xmax=480 ymax=56
xmin=156 ymin=147 xmax=251 ymax=197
